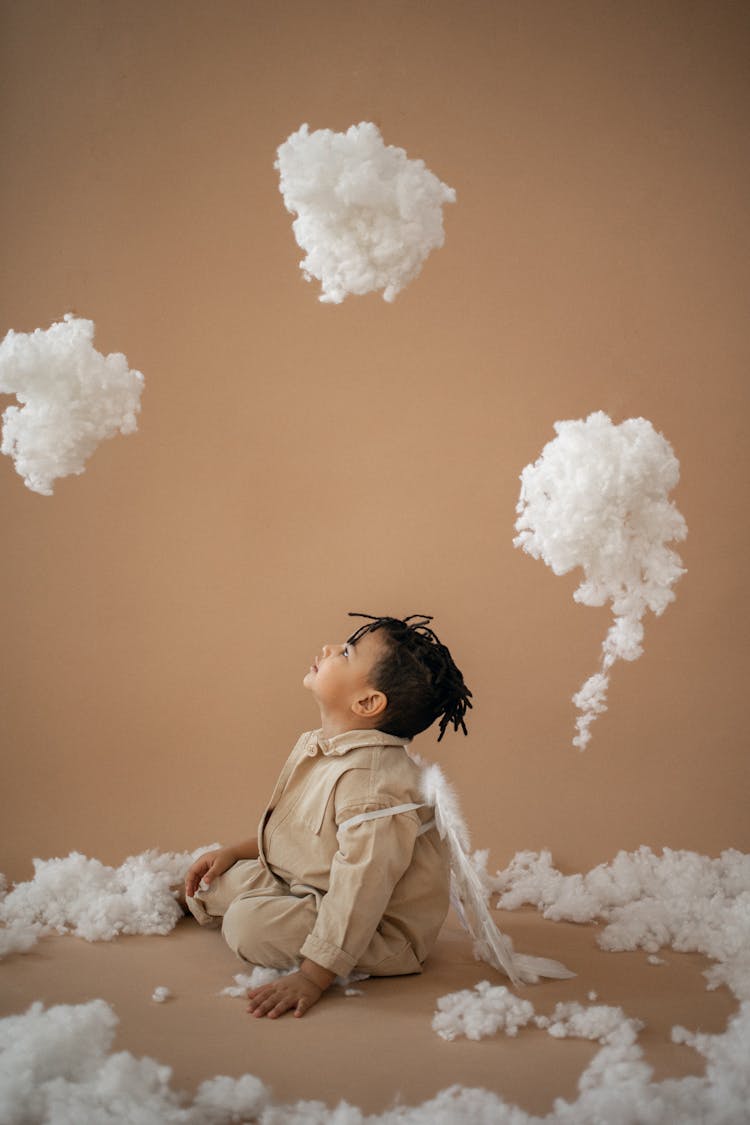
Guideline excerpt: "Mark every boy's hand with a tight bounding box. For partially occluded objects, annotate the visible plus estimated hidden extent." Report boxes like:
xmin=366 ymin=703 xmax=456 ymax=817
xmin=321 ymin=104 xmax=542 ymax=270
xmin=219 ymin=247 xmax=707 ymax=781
xmin=246 ymin=969 xmax=329 ymax=1019
xmin=184 ymin=847 xmax=236 ymax=898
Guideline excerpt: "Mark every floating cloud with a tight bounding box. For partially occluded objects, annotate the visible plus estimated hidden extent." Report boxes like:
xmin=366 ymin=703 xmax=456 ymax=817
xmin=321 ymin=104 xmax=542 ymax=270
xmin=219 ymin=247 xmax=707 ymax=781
xmin=0 ymin=314 xmax=144 ymax=495
xmin=514 ymin=411 xmax=687 ymax=749
xmin=275 ymin=122 xmax=455 ymax=303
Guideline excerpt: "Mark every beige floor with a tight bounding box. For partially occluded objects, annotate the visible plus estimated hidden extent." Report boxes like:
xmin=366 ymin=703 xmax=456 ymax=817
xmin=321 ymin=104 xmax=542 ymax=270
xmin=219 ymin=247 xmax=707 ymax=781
xmin=0 ymin=907 xmax=736 ymax=1117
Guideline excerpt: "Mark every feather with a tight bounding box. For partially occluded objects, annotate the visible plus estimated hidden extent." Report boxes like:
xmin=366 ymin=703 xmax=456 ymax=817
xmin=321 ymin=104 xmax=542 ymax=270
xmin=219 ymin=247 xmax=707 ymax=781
xmin=420 ymin=764 xmax=575 ymax=986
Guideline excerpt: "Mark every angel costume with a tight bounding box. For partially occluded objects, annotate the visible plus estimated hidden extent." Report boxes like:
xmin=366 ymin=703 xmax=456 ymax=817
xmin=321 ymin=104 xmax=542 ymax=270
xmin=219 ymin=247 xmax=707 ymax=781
xmin=187 ymin=728 xmax=572 ymax=984
xmin=186 ymin=728 xmax=449 ymax=976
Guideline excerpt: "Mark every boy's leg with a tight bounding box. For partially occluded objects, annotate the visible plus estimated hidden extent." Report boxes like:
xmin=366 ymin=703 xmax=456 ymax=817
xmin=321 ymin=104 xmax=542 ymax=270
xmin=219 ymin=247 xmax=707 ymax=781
xmin=186 ymin=859 xmax=270 ymax=928
xmin=222 ymin=896 xmax=422 ymax=975
xmin=186 ymin=860 xmax=319 ymax=970
xmin=222 ymin=897 xmax=423 ymax=975
xmin=221 ymin=888 xmax=319 ymax=970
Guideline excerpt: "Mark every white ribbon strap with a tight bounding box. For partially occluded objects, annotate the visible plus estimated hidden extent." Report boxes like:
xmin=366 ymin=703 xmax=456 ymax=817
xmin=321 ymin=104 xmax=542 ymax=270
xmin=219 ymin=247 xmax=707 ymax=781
xmin=338 ymin=802 xmax=435 ymax=835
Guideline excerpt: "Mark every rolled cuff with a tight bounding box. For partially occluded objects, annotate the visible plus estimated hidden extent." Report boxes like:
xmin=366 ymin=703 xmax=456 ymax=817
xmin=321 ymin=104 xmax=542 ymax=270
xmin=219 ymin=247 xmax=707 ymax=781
xmin=184 ymin=893 xmax=221 ymax=929
xmin=299 ymin=932 xmax=357 ymax=977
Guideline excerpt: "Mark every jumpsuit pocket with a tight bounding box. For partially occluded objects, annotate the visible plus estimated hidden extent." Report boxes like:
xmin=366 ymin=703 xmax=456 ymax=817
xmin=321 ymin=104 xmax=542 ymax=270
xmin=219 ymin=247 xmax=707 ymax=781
xmin=298 ymin=782 xmax=334 ymax=835
xmin=299 ymin=792 xmax=335 ymax=837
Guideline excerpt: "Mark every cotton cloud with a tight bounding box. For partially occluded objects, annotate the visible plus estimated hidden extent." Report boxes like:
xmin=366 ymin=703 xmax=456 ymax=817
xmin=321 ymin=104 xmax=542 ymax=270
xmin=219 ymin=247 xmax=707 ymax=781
xmin=433 ymin=985 xmax=643 ymax=1047
xmin=538 ymin=1001 xmax=644 ymax=1045
xmin=514 ymin=412 xmax=687 ymax=749
xmin=0 ymin=999 xmax=269 ymax=1125
xmin=433 ymin=981 xmax=535 ymax=1040
xmin=0 ymin=314 xmax=144 ymax=495
xmin=275 ymin=122 xmax=455 ymax=303
xmin=492 ymin=846 xmax=750 ymax=1000
xmin=0 ymin=922 xmax=41 ymax=959
xmin=0 ymin=846 xmax=216 ymax=953
xmin=2 ymin=998 xmax=748 ymax=1123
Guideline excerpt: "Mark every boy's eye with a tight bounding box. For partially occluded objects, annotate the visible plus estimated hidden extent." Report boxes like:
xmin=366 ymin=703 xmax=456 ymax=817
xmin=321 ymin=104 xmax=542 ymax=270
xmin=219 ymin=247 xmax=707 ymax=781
xmin=343 ymin=647 xmax=349 ymax=657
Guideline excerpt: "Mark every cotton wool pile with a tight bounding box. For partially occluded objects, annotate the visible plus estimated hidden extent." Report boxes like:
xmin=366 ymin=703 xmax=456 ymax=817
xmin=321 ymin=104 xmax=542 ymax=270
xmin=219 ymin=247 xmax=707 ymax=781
xmin=433 ymin=985 xmax=643 ymax=1046
xmin=0 ymin=314 xmax=144 ymax=495
xmin=275 ymin=122 xmax=455 ymax=303
xmin=490 ymin=846 xmax=750 ymax=1000
xmin=0 ymin=847 xmax=214 ymax=952
xmin=433 ymin=981 xmax=535 ymax=1040
xmin=2 ymin=998 xmax=749 ymax=1122
xmin=514 ymin=411 xmax=687 ymax=749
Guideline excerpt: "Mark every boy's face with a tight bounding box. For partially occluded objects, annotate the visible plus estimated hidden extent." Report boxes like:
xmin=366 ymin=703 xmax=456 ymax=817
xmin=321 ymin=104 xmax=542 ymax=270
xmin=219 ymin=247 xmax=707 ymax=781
xmin=303 ymin=628 xmax=387 ymax=724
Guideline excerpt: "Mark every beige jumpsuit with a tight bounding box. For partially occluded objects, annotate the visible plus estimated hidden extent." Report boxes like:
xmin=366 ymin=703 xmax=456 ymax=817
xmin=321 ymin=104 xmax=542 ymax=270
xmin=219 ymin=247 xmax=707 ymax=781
xmin=187 ymin=728 xmax=450 ymax=977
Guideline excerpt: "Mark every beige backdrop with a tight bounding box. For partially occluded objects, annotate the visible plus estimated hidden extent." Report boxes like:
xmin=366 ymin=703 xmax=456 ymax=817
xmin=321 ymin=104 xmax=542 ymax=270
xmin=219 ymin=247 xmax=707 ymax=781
xmin=1 ymin=0 xmax=748 ymax=886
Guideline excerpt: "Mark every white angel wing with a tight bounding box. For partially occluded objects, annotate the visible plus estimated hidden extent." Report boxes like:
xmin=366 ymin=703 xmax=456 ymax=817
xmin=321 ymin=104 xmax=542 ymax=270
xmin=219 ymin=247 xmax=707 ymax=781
xmin=420 ymin=763 xmax=574 ymax=986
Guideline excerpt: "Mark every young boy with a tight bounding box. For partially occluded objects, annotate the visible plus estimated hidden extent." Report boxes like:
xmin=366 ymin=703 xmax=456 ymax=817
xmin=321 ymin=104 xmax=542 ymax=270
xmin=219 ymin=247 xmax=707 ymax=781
xmin=184 ymin=612 xmax=472 ymax=1020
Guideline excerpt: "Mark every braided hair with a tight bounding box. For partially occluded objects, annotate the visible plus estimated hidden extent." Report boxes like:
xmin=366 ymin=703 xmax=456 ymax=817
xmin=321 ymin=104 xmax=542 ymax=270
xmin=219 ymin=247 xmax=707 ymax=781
xmin=346 ymin=613 xmax=473 ymax=741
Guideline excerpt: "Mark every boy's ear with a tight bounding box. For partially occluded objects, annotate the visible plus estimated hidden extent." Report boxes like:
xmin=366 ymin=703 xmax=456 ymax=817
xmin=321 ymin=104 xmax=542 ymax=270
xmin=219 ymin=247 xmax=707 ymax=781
xmin=352 ymin=689 xmax=387 ymax=720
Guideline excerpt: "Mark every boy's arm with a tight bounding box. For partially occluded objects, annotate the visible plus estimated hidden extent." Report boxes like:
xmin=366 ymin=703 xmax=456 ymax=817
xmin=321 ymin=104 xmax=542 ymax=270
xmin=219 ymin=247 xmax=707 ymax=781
xmin=299 ymin=799 xmax=421 ymax=978
xmin=246 ymin=957 xmax=335 ymax=1019
xmin=228 ymin=837 xmax=260 ymax=860
xmin=299 ymin=958 xmax=336 ymax=990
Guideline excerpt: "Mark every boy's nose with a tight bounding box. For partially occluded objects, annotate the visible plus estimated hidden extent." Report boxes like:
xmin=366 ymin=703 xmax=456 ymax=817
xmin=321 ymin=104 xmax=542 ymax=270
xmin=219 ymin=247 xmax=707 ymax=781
xmin=321 ymin=643 xmax=341 ymax=658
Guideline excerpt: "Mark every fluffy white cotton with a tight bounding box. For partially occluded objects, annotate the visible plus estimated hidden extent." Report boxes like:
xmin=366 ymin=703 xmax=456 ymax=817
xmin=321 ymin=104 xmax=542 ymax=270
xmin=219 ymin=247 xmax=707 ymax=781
xmin=0 ymin=925 xmax=41 ymax=958
xmin=0 ymin=847 xmax=214 ymax=944
xmin=704 ymin=956 xmax=750 ymax=1001
xmin=433 ymin=987 xmax=641 ymax=1048
xmin=2 ymin=999 xmax=748 ymax=1124
xmin=514 ymin=412 xmax=687 ymax=749
xmin=0 ymin=999 xmax=270 ymax=1125
xmin=670 ymin=1005 xmax=750 ymax=1116
xmin=219 ymin=968 xmax=285 ymax=997
xmin=538 ymin=1001 xmax=644 ymax=1045
xmin=433 ymin=981 xmax=536 ymax=1040
xmin=275 ymin=122 xmax=455 ymax=303
xmin=0 ymin=315 xmax=144 ymax=495
xmin=0 ymin=875 xmax=40 ymax=959
xmin=192 ymin=1074 xmax=270 ymax=1123
xmin=492 ymin=846 xmax=750 ymax=1000
xmin=151 ymin=987 xmax=172 ymax=1003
